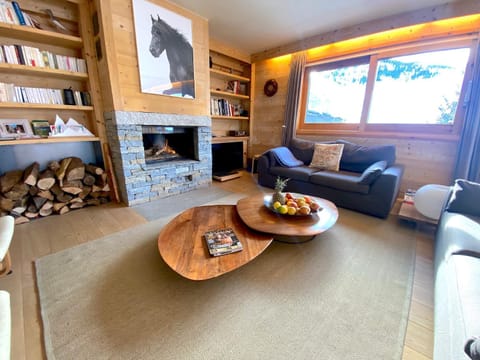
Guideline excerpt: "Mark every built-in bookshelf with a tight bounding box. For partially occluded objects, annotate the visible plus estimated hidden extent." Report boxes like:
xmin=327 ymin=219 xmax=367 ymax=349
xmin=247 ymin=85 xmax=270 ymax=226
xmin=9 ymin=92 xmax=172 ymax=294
xmin=0 ymin=0 xmax=102 ymax=146
xmin=209 ymin=46 xmax=252 ymax=138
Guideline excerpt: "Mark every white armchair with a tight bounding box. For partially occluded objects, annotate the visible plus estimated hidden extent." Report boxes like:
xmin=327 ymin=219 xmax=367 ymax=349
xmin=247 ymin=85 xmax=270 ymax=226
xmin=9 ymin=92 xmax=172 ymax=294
xmin=0 ymin=216 xmax=14 ymax=277
xmin=0 ymin=290 xmax=10 ymax=360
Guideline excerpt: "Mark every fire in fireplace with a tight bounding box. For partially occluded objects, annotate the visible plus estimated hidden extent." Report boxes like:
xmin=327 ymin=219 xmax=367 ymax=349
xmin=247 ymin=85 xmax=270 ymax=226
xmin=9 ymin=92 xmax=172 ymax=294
xmin=142 ymin=125 xmax=197 ymax=164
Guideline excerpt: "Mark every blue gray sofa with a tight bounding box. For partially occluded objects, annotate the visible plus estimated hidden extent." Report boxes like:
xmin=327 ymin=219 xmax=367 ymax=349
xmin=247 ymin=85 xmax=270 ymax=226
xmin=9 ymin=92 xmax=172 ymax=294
xmin=257 ymin=138 xmax=404 ymax=218
xmin=434 ymin=179 xmax=480 ymax=360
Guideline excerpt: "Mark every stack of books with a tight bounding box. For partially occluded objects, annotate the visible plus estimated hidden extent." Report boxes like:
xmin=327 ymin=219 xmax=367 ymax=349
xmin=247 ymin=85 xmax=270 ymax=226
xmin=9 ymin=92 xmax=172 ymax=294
xmin=204 ymin=228 xmax=243 ymax=257
xmin=404 ymin=189 xmax=416 ymax=204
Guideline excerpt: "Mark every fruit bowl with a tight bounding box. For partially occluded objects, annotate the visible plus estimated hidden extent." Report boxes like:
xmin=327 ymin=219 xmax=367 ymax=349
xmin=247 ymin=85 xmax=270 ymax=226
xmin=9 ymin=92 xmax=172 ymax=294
xmin=263 ymin=193 xmax=323 ymax=217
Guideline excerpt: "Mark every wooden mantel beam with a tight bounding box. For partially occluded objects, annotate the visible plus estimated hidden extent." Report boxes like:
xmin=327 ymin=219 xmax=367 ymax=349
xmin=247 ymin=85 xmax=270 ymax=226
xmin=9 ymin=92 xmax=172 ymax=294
xmin=251 ymin=0 xmax=480 ymax=63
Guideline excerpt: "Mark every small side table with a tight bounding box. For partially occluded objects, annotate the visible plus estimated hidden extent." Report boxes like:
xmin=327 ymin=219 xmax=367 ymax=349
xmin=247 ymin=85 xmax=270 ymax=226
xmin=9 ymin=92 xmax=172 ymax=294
xmin=251 ymin=154 xmax=261 ymax=174
xmin=398 ymin=201 xmax=438 ymax=225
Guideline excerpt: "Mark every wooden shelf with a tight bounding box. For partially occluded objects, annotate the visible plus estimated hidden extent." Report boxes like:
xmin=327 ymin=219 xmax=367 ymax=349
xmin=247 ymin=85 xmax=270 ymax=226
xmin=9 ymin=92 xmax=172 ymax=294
xmin=0 ymin=102 xmax=93 ymax=111
xmin=210 ymin=90 xmax=249 ymax=100
xmin=210 ymin=68 xmax=250 ymax=82
xmin=211 ymin=115 xmax=249 ymax=120
xmin=211 ymin=136 xmax=249 ymax=144
xmin=0 ymin=22 xmax=83 ymax=48
xmin=0 ymin=63 xmax=88 ymax=80
xmin=0 ymin=136 xmax=100 ymax=146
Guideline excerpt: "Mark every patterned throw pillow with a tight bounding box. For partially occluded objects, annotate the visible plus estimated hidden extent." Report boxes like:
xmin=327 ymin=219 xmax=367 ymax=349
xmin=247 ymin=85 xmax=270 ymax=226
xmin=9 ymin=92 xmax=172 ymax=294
xmin=309 ymin=143 xmax=344 ymax=171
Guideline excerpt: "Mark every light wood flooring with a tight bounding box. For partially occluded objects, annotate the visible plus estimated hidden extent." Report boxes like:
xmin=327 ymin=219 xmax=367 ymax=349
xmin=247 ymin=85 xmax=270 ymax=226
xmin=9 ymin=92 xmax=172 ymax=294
xmin=0 ymin=171 xmax=434 ymax=359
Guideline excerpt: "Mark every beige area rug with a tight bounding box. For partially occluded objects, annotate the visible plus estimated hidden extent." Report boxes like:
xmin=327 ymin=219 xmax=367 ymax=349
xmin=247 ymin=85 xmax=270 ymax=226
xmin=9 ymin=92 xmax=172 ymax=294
xmin=36 ymin=203 xmax=416 ymax=360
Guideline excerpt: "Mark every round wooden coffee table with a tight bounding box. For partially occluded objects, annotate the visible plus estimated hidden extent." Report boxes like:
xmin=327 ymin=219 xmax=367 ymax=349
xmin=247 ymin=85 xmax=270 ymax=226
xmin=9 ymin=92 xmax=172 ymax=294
xmin=236 ymin=193 xmax=338 ymax=243
xmin=158 ymin=205 xmax=273 ymax=280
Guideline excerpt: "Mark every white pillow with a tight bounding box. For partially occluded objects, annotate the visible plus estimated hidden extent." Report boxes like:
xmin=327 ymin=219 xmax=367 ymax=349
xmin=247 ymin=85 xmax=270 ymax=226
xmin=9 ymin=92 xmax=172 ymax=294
xmin=309 ymin=143 xmax=344 ymax=171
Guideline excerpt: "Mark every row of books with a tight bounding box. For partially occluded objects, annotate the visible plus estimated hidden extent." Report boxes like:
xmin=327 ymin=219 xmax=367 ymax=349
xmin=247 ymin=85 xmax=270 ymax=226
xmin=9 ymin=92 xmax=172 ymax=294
xmin=0 ymin=44 xmax=87 ymax=73
xmin=210 ymin=97 xmax=242 ymax=117
xmin=225 ymin=80 xmax=247 ymax=95
xmin=0 ymin=82 xmax=91 ymax=106
xmin=0 ymin=1 xmax=35 ymax=27
xmin=204 ymin=228 xmax=243 ymax=257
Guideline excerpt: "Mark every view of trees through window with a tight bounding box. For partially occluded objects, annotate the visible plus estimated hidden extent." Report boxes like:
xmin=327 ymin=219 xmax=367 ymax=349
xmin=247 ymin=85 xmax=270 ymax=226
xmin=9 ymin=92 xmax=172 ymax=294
xmin=304 ymin=47 xmax=471 ymax=126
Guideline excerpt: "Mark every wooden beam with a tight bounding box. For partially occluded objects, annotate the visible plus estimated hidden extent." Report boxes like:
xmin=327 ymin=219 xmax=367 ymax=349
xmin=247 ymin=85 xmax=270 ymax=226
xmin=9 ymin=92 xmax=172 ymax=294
xmin=251 ymin=0 xmax=480 ymax=62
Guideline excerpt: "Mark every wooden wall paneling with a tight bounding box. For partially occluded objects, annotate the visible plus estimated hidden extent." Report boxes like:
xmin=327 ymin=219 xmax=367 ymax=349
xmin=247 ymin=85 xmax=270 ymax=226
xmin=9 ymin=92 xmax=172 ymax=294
xmin=251 ymin=0 xmax=480 ymax=62
xmin=96 ymin=0 xmax=209 ymax=115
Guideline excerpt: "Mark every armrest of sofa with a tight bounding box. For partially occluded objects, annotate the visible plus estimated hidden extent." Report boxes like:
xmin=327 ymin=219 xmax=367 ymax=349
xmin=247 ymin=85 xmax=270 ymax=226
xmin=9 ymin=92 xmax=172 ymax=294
xmin=367 ymin=164 xmax=404 ymax=216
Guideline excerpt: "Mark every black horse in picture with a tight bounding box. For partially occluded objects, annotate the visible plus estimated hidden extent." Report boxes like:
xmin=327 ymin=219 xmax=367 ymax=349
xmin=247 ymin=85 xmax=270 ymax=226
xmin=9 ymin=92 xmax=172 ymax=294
xmin=149 ymin=15 xmax=195 ymax=98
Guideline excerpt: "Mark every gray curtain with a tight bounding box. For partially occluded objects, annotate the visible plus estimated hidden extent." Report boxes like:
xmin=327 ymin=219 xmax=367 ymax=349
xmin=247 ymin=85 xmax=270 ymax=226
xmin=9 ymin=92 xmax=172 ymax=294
xmin=454 ymin=48 xmax=480 ymax=183
xmin=282 ymin=51 xmax=307 ymax=146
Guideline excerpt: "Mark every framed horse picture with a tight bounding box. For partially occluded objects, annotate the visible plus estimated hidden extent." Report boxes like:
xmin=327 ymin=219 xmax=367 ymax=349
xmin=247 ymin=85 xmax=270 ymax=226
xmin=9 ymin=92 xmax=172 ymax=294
xmin=132 ymin=0 xmax=195 ymax=98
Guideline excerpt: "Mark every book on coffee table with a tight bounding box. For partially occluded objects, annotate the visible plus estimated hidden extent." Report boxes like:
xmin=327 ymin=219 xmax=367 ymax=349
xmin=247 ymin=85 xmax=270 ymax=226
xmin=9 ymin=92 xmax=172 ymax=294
xmin=204 ymin=227 xmax=243 ymax=256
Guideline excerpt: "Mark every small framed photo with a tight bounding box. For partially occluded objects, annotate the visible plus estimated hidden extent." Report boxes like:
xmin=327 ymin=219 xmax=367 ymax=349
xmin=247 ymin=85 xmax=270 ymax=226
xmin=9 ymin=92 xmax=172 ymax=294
xmin=0 ymin=119 xmax=33 ymax=138
xmin=31 ymin=120 xmax=51 ymax=137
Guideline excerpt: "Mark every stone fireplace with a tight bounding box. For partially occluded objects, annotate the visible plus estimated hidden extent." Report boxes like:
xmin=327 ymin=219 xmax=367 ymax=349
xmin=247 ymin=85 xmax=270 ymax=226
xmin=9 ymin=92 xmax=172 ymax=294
xmin=105 ymin=111 xmax=212 ymax=206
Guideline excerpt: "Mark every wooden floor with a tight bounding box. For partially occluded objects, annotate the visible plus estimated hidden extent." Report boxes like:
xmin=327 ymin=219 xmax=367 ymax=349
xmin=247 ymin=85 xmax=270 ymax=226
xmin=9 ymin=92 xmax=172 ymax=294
xmin=0 ymin=171 xmax=434 ymax=359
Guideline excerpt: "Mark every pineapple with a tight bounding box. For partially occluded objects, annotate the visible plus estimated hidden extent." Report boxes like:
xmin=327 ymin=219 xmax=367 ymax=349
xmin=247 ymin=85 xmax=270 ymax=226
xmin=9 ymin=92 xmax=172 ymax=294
xmin=272 ymin=177 xmax=289 ymax=205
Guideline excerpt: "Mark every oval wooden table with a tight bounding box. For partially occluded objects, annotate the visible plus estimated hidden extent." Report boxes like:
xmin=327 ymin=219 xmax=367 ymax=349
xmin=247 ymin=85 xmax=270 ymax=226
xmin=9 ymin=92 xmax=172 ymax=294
xmin=158 ymin=205 xmax=273 ymax=280
xmin=236 ymin=193 xmax=339 ymax=243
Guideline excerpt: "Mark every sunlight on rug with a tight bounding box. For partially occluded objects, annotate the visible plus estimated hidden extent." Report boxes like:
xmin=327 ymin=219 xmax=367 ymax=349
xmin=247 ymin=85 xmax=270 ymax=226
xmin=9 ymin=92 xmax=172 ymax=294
xmin=36 ymin=205 xmax=416 ymax=359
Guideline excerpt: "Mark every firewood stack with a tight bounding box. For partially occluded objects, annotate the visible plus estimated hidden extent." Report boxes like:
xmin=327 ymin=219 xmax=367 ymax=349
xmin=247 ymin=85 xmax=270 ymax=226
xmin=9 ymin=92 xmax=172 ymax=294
xmin=0 ymin=157 xmax=110 ymax=224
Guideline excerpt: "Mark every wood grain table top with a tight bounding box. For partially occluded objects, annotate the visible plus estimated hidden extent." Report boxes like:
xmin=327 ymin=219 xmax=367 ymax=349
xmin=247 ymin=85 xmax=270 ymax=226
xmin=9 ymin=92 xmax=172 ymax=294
xmin=236 ymin=193 xmax=339 ymax=237
xmin=157 ymin=205 xmax=273 ymax=281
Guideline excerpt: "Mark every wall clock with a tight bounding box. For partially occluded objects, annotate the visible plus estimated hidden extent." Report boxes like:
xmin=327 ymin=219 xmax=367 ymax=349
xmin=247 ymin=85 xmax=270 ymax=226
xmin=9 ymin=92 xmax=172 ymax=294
xmin=264 ymin=79 xmax=278 ymax=97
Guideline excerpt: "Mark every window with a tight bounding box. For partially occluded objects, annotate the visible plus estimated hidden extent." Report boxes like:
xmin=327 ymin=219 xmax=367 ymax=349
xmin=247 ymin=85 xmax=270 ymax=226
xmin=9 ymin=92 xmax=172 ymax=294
xmin=299 ymin=39 xmax=476 ymax=138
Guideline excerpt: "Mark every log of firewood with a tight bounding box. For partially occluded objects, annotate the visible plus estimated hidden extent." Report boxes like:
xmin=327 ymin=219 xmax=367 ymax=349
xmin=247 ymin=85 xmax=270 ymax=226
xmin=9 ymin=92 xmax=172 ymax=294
xmin=56 ymin=192 xmax=73 ymax=203
xmin=33 ymin=196 xmax=47 ymax=210
xmin=0 ymin=196 xmax=14 ymax=212
xmin=38 ymin=190 xmax=54 ymax=201
xmin=53 ymin=202 xmax=67 ymax=213
xmin=69 ymin=197 xmax=83 ymax=204
xmin=11 ymin=206 xmax=26 ymax=216
xmin=62 ymin=180 xmax=83 ymax=195
xmin=70 ymin=202 xmax=85 ymax=209
xmin=24 ymin=211 xmax=39 ymax=219
xmin=48 ymin=160 xmax=60 ymax=172
xmin=50 ymin=183 xmax=63 ymax=197
xmin=85 ymin=164 xmax=104 ymax=176
xmin=29 ymin=186 xmax=39 ymax=197
xmin=23 ymin=162 xmax=39 ymax=186
xmin=40 ymin=200 xmax=53 ymax=211
xmin=56 ymin=157 xmax=72 ymax=185
xmin=37 ymin=169 xmax=56 ymax=190
xmin=65 ymin=157 xmax=85 ymax=181
xmin=59 ymin=206 xmax=70 ymax=215
xmin=83 ymin=174 xmax=96 ymax=186
xmin=95 ymin=173 xmax=108 ymax=188
xmin=4 ymin=183 xmax=29 ymax=201
xmin=39 ymin=208 xmax=53 ymax=217
xmin=78 ymin=186 xmax=92 ymax=200
xmin=0 ymin=170 xmax=23 ymax=193
xmin=27 ymin=204 xmax=37 ymax=213
xmin=14 ymin=216 xmax=29 ymax=225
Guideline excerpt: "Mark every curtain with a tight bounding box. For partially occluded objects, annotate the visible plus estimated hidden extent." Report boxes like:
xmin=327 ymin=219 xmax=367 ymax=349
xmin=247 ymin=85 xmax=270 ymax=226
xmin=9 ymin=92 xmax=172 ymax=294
xmin=454 ymin=47 xmax=480 ymax=183
xmin=281 ymin=51 xmax=307 ymax=146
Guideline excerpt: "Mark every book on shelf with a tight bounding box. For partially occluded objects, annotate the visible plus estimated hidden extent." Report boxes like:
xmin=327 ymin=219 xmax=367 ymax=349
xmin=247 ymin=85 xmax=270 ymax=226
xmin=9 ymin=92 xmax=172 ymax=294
xmin=204 ymin=227 xmax=243 ymax=257
xmin=404 ymin=189 xmax=416 ymax=204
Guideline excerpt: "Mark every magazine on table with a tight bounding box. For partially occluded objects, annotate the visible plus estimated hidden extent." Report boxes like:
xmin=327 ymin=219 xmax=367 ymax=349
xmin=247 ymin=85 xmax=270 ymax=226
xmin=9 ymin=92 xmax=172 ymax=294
xmin=204 ymin=227 xmax=243 ymax=257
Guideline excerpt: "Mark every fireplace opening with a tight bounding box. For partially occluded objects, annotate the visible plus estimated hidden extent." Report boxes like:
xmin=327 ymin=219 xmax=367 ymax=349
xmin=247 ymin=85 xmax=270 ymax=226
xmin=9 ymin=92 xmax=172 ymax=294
xmin=142 ymin=126 xmax=197 ymax=164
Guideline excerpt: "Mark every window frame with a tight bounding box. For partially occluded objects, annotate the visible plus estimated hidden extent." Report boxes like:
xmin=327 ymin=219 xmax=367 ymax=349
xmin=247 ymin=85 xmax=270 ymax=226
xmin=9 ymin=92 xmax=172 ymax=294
xmin=297 ymin=37 xmax=479 ymax=140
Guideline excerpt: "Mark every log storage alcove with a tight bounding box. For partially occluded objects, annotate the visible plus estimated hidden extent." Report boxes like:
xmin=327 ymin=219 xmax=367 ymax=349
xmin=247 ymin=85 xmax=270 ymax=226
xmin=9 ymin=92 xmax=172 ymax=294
xmin=0 ymin=157 xmax=110 ymax=224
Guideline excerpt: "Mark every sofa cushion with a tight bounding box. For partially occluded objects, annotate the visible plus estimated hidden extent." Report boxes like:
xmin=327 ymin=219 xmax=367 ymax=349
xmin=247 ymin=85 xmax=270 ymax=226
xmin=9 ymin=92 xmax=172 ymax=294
xmin=270 ymin=166 xmax=318 ymax=182
xmin=358 ymin=160 xmax=387 ymax=185
xmin=336 ymin=140 xmax=396 ymax=172
xmin=446 ymin=179 xmax=480 ymax=217
xmin=310 ymin=171 xmax=370 ymax=194
xmin=269 ymin=147 xmax=304 ymax=167
xmin=289 ymin=138 xmax=316 ymax=164
xmin=309 ymin=143 xmax=344 ymax=171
